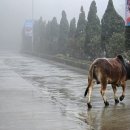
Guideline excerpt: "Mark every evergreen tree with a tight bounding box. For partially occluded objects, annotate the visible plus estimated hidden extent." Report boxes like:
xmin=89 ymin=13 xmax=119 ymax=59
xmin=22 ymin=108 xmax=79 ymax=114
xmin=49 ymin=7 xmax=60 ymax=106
xmin=38 ymin=17 xmax=46 ymax=52
xmin=106 ymin=32 xmax=125 ymax=57
xmin=101 ymin=0 xmax=125 ymax=56
xmin=33 ymin=20 xmax=39 ymax=51
xmin=68 ymin=18 xmax=76 ymax=56
xmin=49 ymin=17 xmax=59 ymax=53
xmin=84 ymin=0 xmax=101 ymax=59
xmin=33 ymin=17 xmax=46 ymax=53
xmin=58 ymin=10 xmax=69 ymax=54
xmin=75 ymin=6 xmax=86 ymax=59
xmin=45 ymin=21 xmax=51 ymax=52
xmin=76 ymin=6 xmax=86 ymax=36
xmin=69 ymin=18 xmax=76 ymax=38
xmin=50 ymin=17 xmax=59 ymax=40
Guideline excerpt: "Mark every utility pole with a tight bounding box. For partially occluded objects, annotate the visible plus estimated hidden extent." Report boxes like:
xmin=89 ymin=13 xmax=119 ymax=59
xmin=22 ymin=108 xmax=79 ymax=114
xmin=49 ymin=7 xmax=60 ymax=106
xmin=32 ymin=0 xmax=34 ymax=53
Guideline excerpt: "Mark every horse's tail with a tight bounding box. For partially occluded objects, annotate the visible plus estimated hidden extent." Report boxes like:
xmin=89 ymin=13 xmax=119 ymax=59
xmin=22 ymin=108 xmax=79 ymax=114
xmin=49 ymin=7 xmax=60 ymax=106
xmin=84 ymin=64 xmax=96 ymax=97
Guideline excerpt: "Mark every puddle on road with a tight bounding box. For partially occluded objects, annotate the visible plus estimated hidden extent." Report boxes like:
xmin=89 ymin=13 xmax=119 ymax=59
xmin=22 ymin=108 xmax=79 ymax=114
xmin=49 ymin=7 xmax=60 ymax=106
xmin=4 ymin=55 xmax=130 ymax=130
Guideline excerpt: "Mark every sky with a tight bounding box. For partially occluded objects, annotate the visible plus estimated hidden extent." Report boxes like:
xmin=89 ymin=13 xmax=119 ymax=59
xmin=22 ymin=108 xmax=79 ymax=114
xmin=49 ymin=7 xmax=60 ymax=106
xmin=33 ymin=0 xmax=125 ymax=22
xmin=0 ymin=0 xmax=125 ymax=51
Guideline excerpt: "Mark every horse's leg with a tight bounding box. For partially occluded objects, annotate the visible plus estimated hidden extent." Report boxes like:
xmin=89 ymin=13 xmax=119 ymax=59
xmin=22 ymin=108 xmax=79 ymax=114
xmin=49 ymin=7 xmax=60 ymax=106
xmin=100 ymin=80 xmax=109 ymax=106
xmin=112 ymin=84 xmax=119 ymax=104
xmin=120 ymin=81 xmax=126 ymax=101
xmin=85 ymin=78 xmax=94 ymax=108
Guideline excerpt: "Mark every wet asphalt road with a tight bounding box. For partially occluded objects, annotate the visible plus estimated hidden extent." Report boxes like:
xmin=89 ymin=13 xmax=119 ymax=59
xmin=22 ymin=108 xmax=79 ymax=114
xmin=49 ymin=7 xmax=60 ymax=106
xmin=0 ymin=52 xmax=130 ymax=130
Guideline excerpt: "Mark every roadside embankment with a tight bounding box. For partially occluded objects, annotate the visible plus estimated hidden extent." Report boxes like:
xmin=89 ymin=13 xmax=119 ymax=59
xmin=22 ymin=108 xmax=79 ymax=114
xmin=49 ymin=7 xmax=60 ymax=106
xmin=34 ymin=53 xmax=91 ymax=70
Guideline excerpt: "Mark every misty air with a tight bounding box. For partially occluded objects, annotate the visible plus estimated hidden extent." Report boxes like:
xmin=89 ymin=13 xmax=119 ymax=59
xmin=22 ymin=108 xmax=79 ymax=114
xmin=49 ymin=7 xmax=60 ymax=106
xmin=0 ymin=0 xmax=130 ymax=130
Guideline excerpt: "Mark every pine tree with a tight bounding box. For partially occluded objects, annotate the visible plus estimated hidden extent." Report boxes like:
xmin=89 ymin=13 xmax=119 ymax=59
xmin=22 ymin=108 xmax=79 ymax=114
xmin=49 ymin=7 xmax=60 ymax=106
xmin=75 ymin=6 xmax=87 ymax=59
xmin=58 ymin=10 xmax=69 ymax=54
xmin=38 ymin=17 xmax=46 ymax=52
xmin=67 ymin=18 xmax=76 ymax=56
xmin=49 ymin=17 xmax=59 ymax=53
xmin=33 ymin=17 xmax=46 ymax=53
xmin=50 ymin=17 xmax=59 ymax=40
xmin=101 ymin=0 xmax=125 ymax=56
xmin=76 ymin=6 xmax=86 ymax=37
xmin=69 ymin=18 xmax=76 ymax=38
xmin=84 ymin=0 xmax=101 ymax=59
xmin=33 ymin=20 xmax=39 ymax=52
xmin=107 ymin=32 xmax=125 ymax=57
xmin=45 ymin=21 xmax=51 ymax=53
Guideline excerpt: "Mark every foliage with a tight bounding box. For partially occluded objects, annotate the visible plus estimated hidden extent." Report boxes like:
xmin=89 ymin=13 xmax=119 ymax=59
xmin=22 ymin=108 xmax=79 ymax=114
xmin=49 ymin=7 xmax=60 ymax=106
xmin=69 ymin=18 xmax=76 ymax=38
xmin=84 ymin=0 xmax=101 ymax=59
xmin=125 ymin=26 xmax=130 ymax=50
xmin=76 ymin=6 xmax=86 ymax=37
xmin=33 ymin=17 xmax=46 ymax=52
xmin=73 ymin=6 xmax=87 ymax=59
xmin=48 ymin=17 xmax=59 ymax=54
xmin=22 ymin=0 xmax=126 ymax=62
xmin=106 ymin=32 xmax=125 ymax=57
xmin=67 ymin=18 xmax=76 ymax=57
xmin=101 ymin=0 xmax=125 ymax=56
xmin=58 ymin=10 xmax=69 ymax=54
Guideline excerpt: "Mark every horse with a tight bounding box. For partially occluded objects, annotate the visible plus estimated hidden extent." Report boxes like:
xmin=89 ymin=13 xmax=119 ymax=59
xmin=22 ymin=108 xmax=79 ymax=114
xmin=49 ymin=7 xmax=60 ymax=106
xmin=84 ymin=55 xmax=130 ymax=108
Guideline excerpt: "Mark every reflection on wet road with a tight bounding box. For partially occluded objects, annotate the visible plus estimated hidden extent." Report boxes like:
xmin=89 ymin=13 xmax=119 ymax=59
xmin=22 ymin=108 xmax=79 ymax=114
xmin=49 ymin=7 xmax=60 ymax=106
xmin=1 ymin=52 xmax=130 ymax=130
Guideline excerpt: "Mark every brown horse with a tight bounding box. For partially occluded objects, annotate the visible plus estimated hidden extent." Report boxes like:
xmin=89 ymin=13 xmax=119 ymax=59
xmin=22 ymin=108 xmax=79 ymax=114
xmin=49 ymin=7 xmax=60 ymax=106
xmin=84 ymin=55 xmax=130 ymax=108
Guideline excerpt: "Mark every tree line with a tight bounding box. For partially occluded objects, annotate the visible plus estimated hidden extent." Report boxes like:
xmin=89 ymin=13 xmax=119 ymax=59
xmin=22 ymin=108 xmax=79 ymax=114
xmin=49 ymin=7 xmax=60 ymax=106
xmin=22 ymin=0 xmax=126 ymax=60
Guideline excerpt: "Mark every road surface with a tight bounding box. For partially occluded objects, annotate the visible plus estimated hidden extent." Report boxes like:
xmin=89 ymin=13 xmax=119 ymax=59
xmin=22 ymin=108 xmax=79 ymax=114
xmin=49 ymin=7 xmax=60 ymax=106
xmin=0 ymin=52 xmax=130 ymax=130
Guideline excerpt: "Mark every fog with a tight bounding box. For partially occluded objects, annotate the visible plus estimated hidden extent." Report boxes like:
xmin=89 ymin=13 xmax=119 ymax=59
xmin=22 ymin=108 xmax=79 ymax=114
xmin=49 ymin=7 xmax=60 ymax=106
xmin=0 ymin=0 xmax=124 ymax=51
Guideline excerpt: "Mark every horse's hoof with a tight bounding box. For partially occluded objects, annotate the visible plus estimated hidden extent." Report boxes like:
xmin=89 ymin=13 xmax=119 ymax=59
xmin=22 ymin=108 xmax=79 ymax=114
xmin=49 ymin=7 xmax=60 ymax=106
xmin=87 ymin=103 xmax=92 ymax=109
xmin=104 ymin=101 xmax=109 ymax=106
xmin=120 ymin=95 xmax=125 ymax=101
xmin=115 ymin=98 xmax=119 ymax=104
